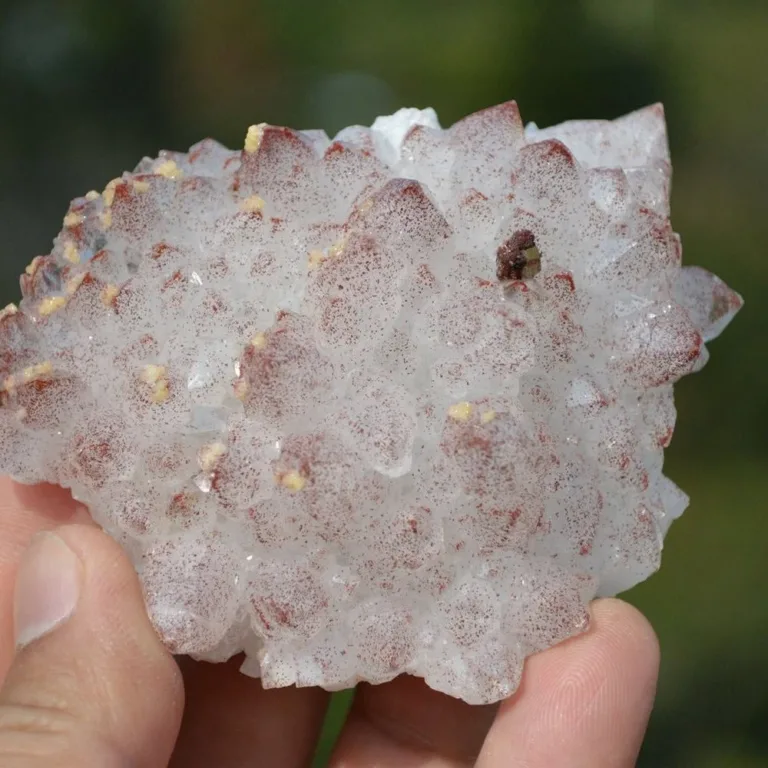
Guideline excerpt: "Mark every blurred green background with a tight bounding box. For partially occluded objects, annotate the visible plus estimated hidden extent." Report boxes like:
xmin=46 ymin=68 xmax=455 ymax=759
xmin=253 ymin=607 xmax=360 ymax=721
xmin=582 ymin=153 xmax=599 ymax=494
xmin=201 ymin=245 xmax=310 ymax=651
xmin=0 ymin=0 xmax=765 ymax=764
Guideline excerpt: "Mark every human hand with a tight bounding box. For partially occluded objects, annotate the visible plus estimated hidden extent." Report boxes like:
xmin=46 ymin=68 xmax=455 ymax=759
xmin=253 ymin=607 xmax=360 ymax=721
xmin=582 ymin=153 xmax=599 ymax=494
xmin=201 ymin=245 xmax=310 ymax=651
xmin=0 ymin=477 xmax=659 ymax=766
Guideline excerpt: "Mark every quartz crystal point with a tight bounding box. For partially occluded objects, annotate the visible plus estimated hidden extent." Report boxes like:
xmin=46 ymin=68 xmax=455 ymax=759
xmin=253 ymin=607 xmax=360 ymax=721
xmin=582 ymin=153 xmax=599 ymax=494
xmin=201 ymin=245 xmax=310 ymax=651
xmin=0 ymin=102 xmax=742 ymax=704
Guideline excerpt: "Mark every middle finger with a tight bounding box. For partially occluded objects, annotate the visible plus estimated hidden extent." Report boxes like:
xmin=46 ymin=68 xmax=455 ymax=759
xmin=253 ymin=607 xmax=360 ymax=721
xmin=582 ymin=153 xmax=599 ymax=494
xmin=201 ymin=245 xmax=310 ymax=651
xmin=170 ymin=655 xmax=329 ymax=768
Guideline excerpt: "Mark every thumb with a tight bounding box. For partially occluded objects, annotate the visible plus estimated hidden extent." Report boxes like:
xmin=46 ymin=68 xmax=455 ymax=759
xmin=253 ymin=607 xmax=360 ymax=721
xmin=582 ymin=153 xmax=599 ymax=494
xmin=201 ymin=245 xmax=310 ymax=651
xmin=0 ymin=524 xmax=184 ymax=767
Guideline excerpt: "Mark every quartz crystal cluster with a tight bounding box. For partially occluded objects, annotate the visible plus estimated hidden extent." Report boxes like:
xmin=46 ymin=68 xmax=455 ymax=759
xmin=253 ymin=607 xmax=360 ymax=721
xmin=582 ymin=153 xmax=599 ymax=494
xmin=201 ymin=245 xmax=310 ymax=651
xmin=0 ymin=102 xmax=742 ymax=704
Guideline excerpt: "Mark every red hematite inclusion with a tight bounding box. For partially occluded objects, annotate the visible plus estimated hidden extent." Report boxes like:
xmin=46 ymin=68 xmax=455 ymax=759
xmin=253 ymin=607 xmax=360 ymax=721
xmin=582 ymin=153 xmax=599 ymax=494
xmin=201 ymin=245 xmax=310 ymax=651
xmin=0 ymin=102 xmax=742 ymax=704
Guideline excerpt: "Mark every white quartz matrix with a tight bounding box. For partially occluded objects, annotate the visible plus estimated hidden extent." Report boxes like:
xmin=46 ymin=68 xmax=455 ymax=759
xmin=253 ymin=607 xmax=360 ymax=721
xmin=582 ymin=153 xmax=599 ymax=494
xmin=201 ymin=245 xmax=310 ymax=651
xmin=0 ymin=102 xmax=742 ymax=704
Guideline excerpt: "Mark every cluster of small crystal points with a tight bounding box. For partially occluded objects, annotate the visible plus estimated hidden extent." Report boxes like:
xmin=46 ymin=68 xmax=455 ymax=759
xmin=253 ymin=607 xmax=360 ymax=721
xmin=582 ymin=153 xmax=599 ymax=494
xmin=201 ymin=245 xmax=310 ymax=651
xmin=0 ymin=102 xmax=741 ymax=704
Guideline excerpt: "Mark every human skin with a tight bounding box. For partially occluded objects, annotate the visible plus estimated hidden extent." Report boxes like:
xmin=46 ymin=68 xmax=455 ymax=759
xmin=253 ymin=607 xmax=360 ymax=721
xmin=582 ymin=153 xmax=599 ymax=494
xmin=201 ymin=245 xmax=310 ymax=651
xmin=0 ymin=476 xmax=659 ymax=767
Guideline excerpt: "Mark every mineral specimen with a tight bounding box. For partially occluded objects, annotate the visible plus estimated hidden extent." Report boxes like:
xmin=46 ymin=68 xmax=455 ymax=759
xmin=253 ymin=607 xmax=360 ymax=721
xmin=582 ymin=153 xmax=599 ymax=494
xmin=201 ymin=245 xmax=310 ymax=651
xmin=0 ymin=102 xmax=741 ymax=704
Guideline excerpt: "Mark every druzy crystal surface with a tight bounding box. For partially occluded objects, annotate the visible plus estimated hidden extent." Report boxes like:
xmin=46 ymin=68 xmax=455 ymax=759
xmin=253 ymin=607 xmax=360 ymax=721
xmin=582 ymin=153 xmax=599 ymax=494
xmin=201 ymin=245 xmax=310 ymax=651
xmin=0 ymin=102 xmax=741 ymax=704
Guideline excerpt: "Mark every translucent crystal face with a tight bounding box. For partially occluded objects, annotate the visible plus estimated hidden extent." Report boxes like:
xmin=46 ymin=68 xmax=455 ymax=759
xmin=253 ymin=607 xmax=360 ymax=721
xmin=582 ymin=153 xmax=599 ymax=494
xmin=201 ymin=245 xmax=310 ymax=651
xmin=0 ymin=102 xmax=741 ymax=704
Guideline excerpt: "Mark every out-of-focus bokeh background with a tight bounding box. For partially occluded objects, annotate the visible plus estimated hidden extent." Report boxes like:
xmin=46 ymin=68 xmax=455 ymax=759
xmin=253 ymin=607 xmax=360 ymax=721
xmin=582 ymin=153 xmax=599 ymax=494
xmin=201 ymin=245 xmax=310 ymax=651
xmin=0 ymin=0 xmax=765 ymax=764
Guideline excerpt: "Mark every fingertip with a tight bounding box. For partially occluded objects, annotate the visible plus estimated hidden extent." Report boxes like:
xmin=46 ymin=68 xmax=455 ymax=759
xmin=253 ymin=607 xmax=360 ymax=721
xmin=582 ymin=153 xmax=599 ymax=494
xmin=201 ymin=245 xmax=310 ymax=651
xmin=589 ymin=597 xmax=660 ymax=680
xmin=478 ymin=598 xmax=660 ymax=767
xmin=590 ymin=596 xmax=657 ymax=638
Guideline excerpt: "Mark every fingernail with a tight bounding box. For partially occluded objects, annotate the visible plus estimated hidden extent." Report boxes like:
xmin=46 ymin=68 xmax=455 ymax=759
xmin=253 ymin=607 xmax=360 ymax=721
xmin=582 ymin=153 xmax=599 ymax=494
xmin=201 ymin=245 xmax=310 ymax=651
xmin=13 ymin=532 xmax=83 ymax=649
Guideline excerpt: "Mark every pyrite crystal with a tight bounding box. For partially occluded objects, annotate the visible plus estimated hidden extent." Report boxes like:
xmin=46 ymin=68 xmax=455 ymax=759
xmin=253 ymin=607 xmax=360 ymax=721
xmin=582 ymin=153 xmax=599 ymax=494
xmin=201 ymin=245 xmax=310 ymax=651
xmin=0 ymin=103 xmax=741 ymax=704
